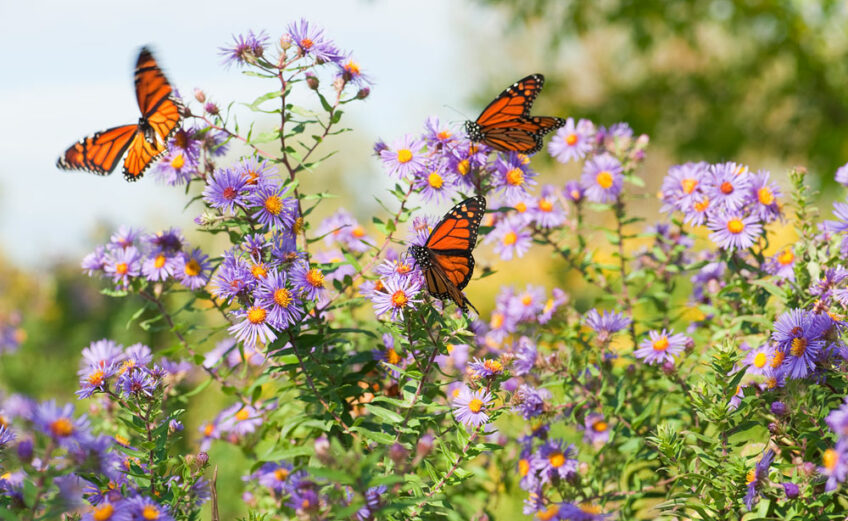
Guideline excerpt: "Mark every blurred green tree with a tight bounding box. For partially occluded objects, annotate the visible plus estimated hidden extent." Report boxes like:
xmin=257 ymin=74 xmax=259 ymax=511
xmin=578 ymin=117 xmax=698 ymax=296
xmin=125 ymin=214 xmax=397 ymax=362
xmin=477 ymin=0 xmax=848 ymax=175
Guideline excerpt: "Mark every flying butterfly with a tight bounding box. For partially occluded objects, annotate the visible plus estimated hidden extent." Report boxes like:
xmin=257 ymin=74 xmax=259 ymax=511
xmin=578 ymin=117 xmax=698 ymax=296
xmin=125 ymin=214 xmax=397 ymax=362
xmin=409 ymin=195 xmax=486 ymax=314
xmin=56 ymin=47 xmax=183 ymax=181
xmin=464 ymin=74 xmax=565 ymax=155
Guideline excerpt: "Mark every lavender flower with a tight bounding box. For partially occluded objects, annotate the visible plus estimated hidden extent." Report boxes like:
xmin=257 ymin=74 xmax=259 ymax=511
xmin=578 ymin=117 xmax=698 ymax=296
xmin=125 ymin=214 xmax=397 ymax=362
xmin=175 ymin=248 xmax=211 ymax=290
xmin=290 ymin=262 xmax=326 ymax=301
xmin=104 ymin=246 xmax=141 ymax=287
xmin=584 ymin=309 xmax=631 ymax=344
xmin=634 ymin=329 xmax=689 ymax=365
xmin=706 ymin=212 xmax=763 ymax=251
xmin=220 ymin=30 xmax=269 ymax=67
xmin=821 ymin=440 xmax=848 ymax=491
xmin=247 ymin=183 xmax=297 ymax=231
xmin=583 ymin=413 xmax=610 ymax=445
xmin=379 ymin=135 xmax=425 ymax=179
xmin=530 ymin=439 xmax=578 ymax=484
xmin=452 ymin=387 xmax=494 ymax=428
xmin=256 ymin=269 xmax=304 ymax=329
xmin=492 ymin=153 xmax=537 ymax=203
xmin=229 ymin=301 xmax=277 ymax=347
xmin=34 ymin=401 xmax=89 ymax=447
xmin=488 ymin=217 xmax=532 ymax=261
xmin=370 ymin=274 xmax=422 ymax=321
xmin=580 ymin=153 xmax=623 ymax=204
xmin=705 ymin=162 xmax=751 ymax=210
xmin=548 ymin=118 xmax=595 ymax=163
xmin=286 ymin=19 xmax=342 ymax=63
xmin=204 ymin=167 xmax=248 ymax=214
xmin=513 ymin=385 xmax=550 ymax=419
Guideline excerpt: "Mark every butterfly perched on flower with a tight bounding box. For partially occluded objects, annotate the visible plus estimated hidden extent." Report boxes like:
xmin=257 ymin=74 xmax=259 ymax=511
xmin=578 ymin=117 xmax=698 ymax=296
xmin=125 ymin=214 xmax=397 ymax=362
xmin=409 ymin=196 xmax=486 ymax=314
xmin=56 ymin=47 xmax=183 ymax=181
xmin=464 ymin=74 xmax=565 ymax=155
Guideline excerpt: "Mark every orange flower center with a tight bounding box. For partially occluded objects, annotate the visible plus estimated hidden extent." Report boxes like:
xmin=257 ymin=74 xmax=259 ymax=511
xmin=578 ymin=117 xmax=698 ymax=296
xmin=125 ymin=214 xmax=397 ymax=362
xmin=344 ymin=60 xmax=360 ymax=76
xmin=456 ymin=159 xmax=470 ymax=176
xmin=184 ymin=258 xmax=201 ymax=277
xmin=770 ymin=350 xmax=785 ymax=368
xmin=491 ymin=313 xmax=504 ymax=329
xmin=726 ymin=219 xmax=744 ymax=234
xmin=116 ymin=262 xmax=128 ymax=275
xmin=681 ymin=178 xmax=698 ymax=194
xmin=437 ymin=130 xmax=452 ymax=140
xmin=50 ymin=418 xmax=74 ymax=437
xmin=274 ymin=288 xmax=292 ymax=308
xmin=153 ymin=255 xmax=166 ymax=269
xmin=652 ymin=336 xmax=670 ymax=351
xmin=694 ymin=197 xmax=710 ymax=212
xmin=87 ymin=369 xmax=105 ymax=386
xmin=515 ymin=201 xmax=527 ymax=213
xmin=483 ymin=359 xmax=503 ymax=373
xmin=824 ymin=448 xmax=838 ymax=471
xmin=549 ymin=451 xmax=565 ymax=468
xmin=720 ymin=181 xmax=734 ymax=194
xmin=428 ymin=172 xmax=444 ymax=189
xmin=170 ymin=153 xmax=185 ymax=170
xmin=264 ymin=195 xmax=283 ymax=216
xmin=306 ymin=269 xmax=324 ymax=288
xmin=537 ymin=506 xmax=560 ymax=521
xmin=93 ymin=504 xmax=115 ymax=521
xmin=468 ymin=398 xmax=484 ymax=413
xmin=758 ymin=187 xmax=774 ymax=205
xmin=251 ymin=264 xmax=268 ymax=279
xmin=753 ymin=352 xmax=767 ymax=368
xmin=596 ymin=171 xmax=614 ymax=189
xmin=391 ymin=290 xmax=408 ymax=308
xmin=506 ymin=168 xmax=524 ymax=186
xmin=519 ymin=458 xmax=529 ymax=476
xmin=790 ymin=337 xmax=807 ymax=356
xmin=142 ymin=505 xmax=160 ymax=520
xmin=300 ymin=38 xmax=314 ymax=49
xmin=538 ymin=198 xmax=553 ymax=212
xmin=396 ymin=149 xmax=413 ymax=164
xmin=386 ymin=348 xmax=401 ymax=365
xmin=274 ymin=468 xmax=289 ymax=481
xmin=565 ymin=133 xmax=578 ymax=145
xmin=593 ymin=421 xmax=608 ymax=432
xmin=778 ymin=249 xmax=794 ymax=265
xmin=502 ymin=231 xmax=517 ymax=246
xmin=247 ymin=306 xmax=267 ymax=325
xmin=235 ymin=408 xmax=250 ymax=421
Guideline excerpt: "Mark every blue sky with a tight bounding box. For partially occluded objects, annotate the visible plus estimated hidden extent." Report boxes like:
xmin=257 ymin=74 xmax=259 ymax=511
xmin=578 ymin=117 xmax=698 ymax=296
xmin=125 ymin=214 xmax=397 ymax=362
xmin=0 ymin=0 xmax=511 ymax=266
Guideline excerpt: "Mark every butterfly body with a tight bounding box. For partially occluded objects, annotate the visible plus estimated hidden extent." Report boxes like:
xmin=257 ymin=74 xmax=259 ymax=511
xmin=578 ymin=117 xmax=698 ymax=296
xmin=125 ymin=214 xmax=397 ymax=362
xmin=464 ymin=74 xmax=565 ymax=154
xmin=409 ymin=196 xmax=486 ymax=314
xmin=56 ymin=47 xmax=183 ymax=182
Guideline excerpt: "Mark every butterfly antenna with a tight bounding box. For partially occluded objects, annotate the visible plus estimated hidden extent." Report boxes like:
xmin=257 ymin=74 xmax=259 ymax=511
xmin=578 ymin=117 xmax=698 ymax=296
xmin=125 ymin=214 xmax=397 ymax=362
xmin=443 ymin=105 xmax=469 ymax=124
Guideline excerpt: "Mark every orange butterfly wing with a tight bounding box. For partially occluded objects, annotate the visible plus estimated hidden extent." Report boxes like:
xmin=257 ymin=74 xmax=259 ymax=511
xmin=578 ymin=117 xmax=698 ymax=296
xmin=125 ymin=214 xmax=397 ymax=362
xmin=135 ymin=47 xmax=183 ymax=141
xmin=475 ymin=74 xmax=545 ymax=126
xmin=123 ymin=132 xmax=166 ymax=181
xmin=56 ymin=125 xmax=139 ymax=175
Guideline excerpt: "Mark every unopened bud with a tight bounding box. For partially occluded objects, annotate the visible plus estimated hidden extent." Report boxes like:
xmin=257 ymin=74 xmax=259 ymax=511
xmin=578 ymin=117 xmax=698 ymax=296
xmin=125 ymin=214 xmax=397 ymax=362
xmin=193 ymin=88 xmax=206 ymax=103
xmin=314 ymin=435 xmax=332 ymax=464
xmin=356 ymin=87 xmax=371 ymax=100
xmin=305 ymin=72 xmax=319 ymax=90
xmin=416 ymin=433 xmax=434 ymax=460
xmin=389 ymin=442 xmax=409 ymax=466
xmin=16 ymin=439 xmax=33 ymax=463
xmin=204 ymin=102 xmax=219 ymax=116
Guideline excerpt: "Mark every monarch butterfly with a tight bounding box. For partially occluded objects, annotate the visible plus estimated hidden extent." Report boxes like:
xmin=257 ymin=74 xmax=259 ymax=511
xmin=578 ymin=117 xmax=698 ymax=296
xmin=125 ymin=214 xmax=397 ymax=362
xmin=409 ymin=195 xmax=486 ymax=314
xmin=56 ymin=47 xmax=183 ymax=181
xmin=464 ymin=74 xmax=565 ymax=155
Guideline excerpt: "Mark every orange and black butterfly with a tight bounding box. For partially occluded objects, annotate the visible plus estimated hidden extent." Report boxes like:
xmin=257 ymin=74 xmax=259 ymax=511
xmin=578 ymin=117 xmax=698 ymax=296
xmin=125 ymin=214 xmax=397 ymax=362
xmin=409 ymin=196 xmax=486 ymax=314
xmin=464 ymin=74 xmax=565 ymax=155
xmin=57 ymin=47 xmax=183 ymax=182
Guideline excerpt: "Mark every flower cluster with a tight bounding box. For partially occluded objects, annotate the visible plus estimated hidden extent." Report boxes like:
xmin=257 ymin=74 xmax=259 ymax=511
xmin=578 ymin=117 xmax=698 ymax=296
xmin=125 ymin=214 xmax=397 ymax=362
xmin=0 ymin=311 xmax=23 ymax=355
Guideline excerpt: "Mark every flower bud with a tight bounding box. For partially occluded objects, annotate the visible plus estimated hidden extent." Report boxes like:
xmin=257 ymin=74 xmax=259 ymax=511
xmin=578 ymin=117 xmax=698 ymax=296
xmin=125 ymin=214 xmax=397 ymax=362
xmin=193 ymin=88 xmax=206 ymax=103
xmin=305 ymin=72 xmax=319 ymax=90
xmin=196 ymin=452 xmax=209 ymax=467
xmin=314 ymin=435 xmax=332 ymax=464
xmin=204 ymin=102 xmax=220 ymax=116
xmin=416 ymin=433 xmax=434 ymax=460
xmin=770 ymin=401 xmax=787 ymax=417
xmin=356 ymin=87 xmax=371 ymax=100
xmin=801 ymin=461 xmax=816 ymax=477
xmin=280 ymin=34 xmax=293 ymax=50
xmin=768 ymin=422 xmax=779 ymax=434
xmin=16 ymin=438 xmax=33 ymax=463
xmin=782 ymin=481 xmax=799 ymax=499
xmin=389 ymin=442 xmax=409 ymax=466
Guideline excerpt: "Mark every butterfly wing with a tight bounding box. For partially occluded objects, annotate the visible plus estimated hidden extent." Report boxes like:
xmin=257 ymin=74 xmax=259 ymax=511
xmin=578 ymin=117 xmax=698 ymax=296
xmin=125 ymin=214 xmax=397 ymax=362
xmin=475 ymin=74 xmax=545 ymax=126
xmin=134 ymin=47 xmax=182 ymax=141
xmin=56 ymin=124 xmax=139 ymax=175
xmin=123 ymin=132 xmax=166 ymax=182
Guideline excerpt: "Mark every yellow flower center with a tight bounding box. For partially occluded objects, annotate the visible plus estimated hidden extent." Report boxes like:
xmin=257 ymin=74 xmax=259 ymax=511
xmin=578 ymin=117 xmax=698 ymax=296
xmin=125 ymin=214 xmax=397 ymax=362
xmin=251 ymin=264 xmax=268 ymax=279
xmin=468 ymin=398 xmax=484 ymax=413
xmin=153 ymin=255 xmax=166 ymax=269
xmin=203 ymin=423 xmax=215 ymax=436
xmin=300 ymin=38 xmax=313 ymax=49
xmin=720 ymin=181 xmax=734 ymax=194
xmin=116 ymin=262 xmax=128 ymax=275
xmin=652 ymin=336 xmax=670 ymax=351
xmin=537 ymin=506 xmax=560 ymax=521
xmin=565 ymin=133 xmax=578 ymax=146
xmin=170 ymin=153 xmax=185 ymax=170
xmin=344 ymin=60 xmax=360 ymax=76
xmin=580 ymin=504 xmax=602 ymax=514
xmin=428 ymin=172 xmax=444 ymax=189
xmin=119 ymin=359 xmax=135 ymax=375
xmin=456 ymin=159 xmax=470 ymax=176
xmin=247 ymin=306 xmax=267 ymax=325
xmin=386 ymin=348 xmax=401 ymax=365
xmin=778 ymin=249 xmax=794 ymax=265
xmin=352 ymin=226 xmax=366 ymax=238
xmin=727 ymin=219 xmax=745 ymax=234
xmin=502 ymin=231 xmax=517 ymax=246
xmin=519 ymin=458 xmax=529 ymax=476
xmin=93 ymin=504 xmax=115 ymax=521
xmin=758 ymin=187 xmax=774 ymax=205
xmin=87 ymin=369 xmax=105 ymax=386
xmin=790 ymin=337 xmax=807 ymax=356
xmin=235 ymin=408 xmax=249 ymax=421
xmin=391 ymin=290 xmax=408 ymax=308
xmin=515 ymin=201 xmax=527 ymax=213
xmin=293 ymin=217 xmax=304 ymax=234
xmin=274 ymin=468 xmax=289 ymax=481
xmin=596 ymin=170 xmax=614 ymax=189
xmin=437 ymin=130 xmax=452 ymax=140
xmin=770 ymin=350 xmax=785 ymax=368
xmin=766 ymin=376 xmax=778 ymax=389
xmin=694 ymin=197 xmax=710 ymax=212
xmin=549 ymin=451 xmax=565 ymax=468
xmin=396 ymin=149 xmax=413 ymax=164
xmin=506 ymin=168 xmax=524 ymax=186
xmin=824 ymin=448 xmax=838 ymax=471
xmin=183 ymin=258 xmax=200 ymax=277
xmin=274 ymin=288 xmax=292 ymax=308
xmin=491 ymin=313 xmax=504 ymax=329
xmin=521 ymin=295 xmax=533 ymax=306
xmin=483 ymin=359 xmax=503 ymax=373
xmin=50 ymin=418 xmax=74 ymax=437
xmin=245 ymin=170 xmax=259 ymax=185
xmin=306 ymin=269 xmax=324 ymax=288
xmin=142 ymin=505 xmax=160 ymax=520
xmin=593 ymin=420 xmax=608 ymax=432
xmin=753 ymin=352 xmax=767 ymax=368
xmin=538 ymin=198 xmax=553 ymax=212
xmin=264 ymin=195 xmax=283 ymax=216
xmin=114 ymin=434 xmax=129 ymax=446
xmin=681 ymin=178 xmax=698 ymax=194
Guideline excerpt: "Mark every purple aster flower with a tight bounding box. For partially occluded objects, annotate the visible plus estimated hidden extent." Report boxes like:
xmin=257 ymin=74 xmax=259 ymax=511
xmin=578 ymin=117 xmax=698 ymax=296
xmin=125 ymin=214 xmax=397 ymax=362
xmin=220 ymin=30 xmax=269 ymax=67
xmin=530 ymin=439 xmax=578 ymax=484
xmin=837 ymin=163 xmax=848 ymax=186
xmin=125 ymin=495 xmax=174 ymax=521
xmin=370 ymin=274 xmax=422 ymax=321
xmin=513 ymin=385 xmax=550 ymax=420
xmin=548 ymin=118 xmax=595 ymax=163
xmin=827 ymin=398 xmax=848 ymax=438
xmin=771 ymin=401 xmax=787 ymax=416
xmin=152 ymin=144 xmax=195 ymax=186
xmin=583 ymin=413 xmax=610 ymax=445
xmin=117 ymin=369 xmax=157 ymax=397
xmin=81 ymin=501 xmax=132 ymax=521
xmin=558 ymin=503 xmax=610 ymax=520
xmin=234 ymin=157 xmax=277 ymax=188
xmin=104 ymin=246 xmax=141 ymax=287
xmin=744 ymin=449 xmax=774 ymax=510
xmin=241 ymin=233 xmax=269 ymax=261
xmin=210 ymin=251 xmax=253 ymax=302
xmin=706 ymin=212 xmax=763 ymax=251
xmin=247 ymin=183 xmax=297 ymax=231
xmin=563 ymin=180 xmax=584 ymax=203
xmin=492 ymin=153 xmax=537 ymax=203
xmin=0 ymin=425 xmax=14 ymax=447
xmin=34 ymin=401 xmax=89 ymax=447
xmin=822 ymin=440 xmax=848 ymax=491
xmin=375 ymin=255 xmax=417 ymax=280
xmin=705 ymin=162 xmax=752 ymax=210
xmin=580 ymin=153 xmax=623 ymax=204
xmin=512 ymin=336 xmax=537 ymax=375
xmin=452 ymin=387 xmax=494 ymax=428
xmin=682 ymin=192 xmax=714 ymax=226
xmin=772 ymin=309 xmax=830 ymax=378
xmin=290 ymin=262 xmax=327 ymax=301
xmin=204 ymin=167 xmax=248 ymax=214
xmin=379 ymin=135 xmax=425 ymax=179
xmin=634 ymin=329 xmax=689 ymax=365
xmin=529 ymin=185 xmax=567 ymax=228
xmin=584 ymin=309 xmax=631 ymax=344
xmin=229 ymin=300 xmax=277 ymax=347
xmin=337 ymin=53 xmax=371 ymax=88
xmin=782 ymin=482 xmax=800 ymax=499
xmin=255 ymin=461 xmax=294 ymax=493
xmin=412 ymin=162 xmax=457 ymax=204
xmin=422 ymin=116 xmax=459 ymax=147
xmin=109 ymin=226 xmax=143 ymax=250
xmin=256 ymin=269 xmax=303 ymax=330
xmin=511 ymin=285 xmax=546 ymax=322
xmin=81 ymin=246 xmax=108 ymax=276
xmin=742 ymin=344 xmax=773 ymax=376
xmin=468 ymin=357 xmax=505 ymax=378
xmin=142 ymin=251 xmax=178 ymax=282
xmin=286 ymin=19 xmax=342 ymax=63
xmin=219 ymin=403 xmax=264 ymax=437
xmin=407 ymin=215 xmax=440 ymax=248
xmin=81 ymin=339 xmax=123 ymax=370
xmin=148 ymin=227 xmax=184 ymax=253
xmin=317 ymin=209 xmax=373 ymax=253
xmin=174 ymin=248 xmax=210 ymax=290
xmin=122 ymin=343 xmax=153 ymax=369
xmin=748 ymin=170 xmax=781 ymax=222
xmin=287 ymin=485 xmax=321 ymax=514
xmin=824 ymin=202 xmax=848 ymax=235
xmin=487 ymin=216 xmax=532 ymax=261
xmin=76 ymin=362 xmax=117 ymax=399
xmin=660 ymin=162 xmax=709 ymax=213
xmin=764 ymin=248 xmax=795 ymax=281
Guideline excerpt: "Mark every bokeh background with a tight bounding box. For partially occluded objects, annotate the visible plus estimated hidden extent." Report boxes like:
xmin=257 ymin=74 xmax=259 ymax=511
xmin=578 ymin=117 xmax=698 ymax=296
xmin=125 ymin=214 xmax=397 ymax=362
xmin=3 ymin=0 xmax=848 ymax=518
